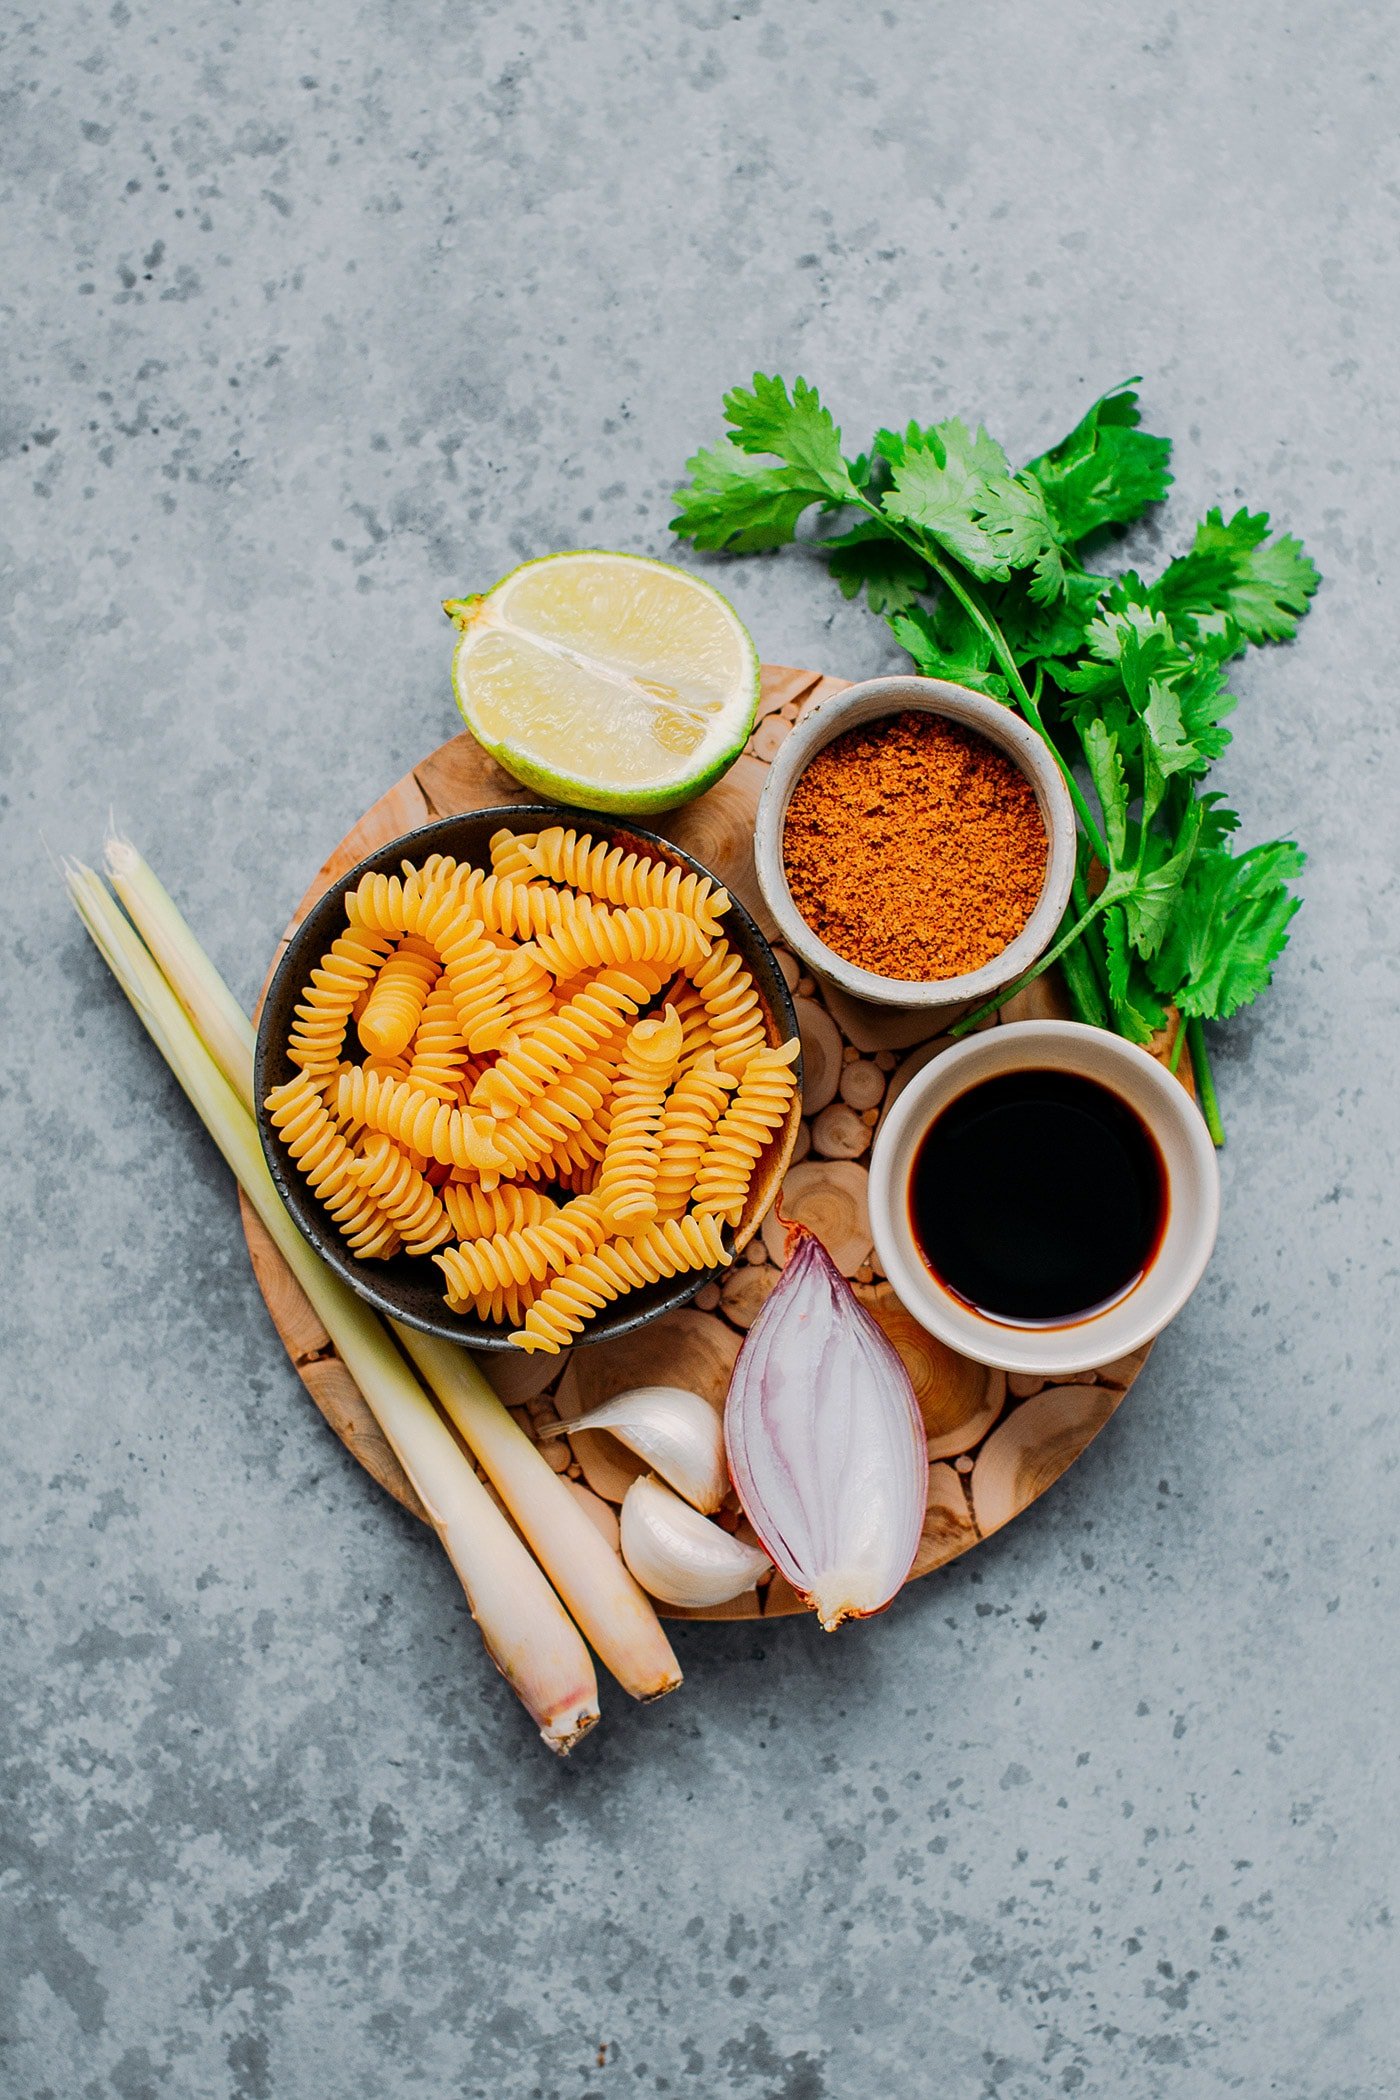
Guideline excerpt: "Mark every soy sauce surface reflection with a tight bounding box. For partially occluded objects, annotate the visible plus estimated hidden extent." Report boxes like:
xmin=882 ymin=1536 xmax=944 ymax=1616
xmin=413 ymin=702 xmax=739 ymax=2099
xmin=909 ymin=1069 xmax=1166 ymax=1325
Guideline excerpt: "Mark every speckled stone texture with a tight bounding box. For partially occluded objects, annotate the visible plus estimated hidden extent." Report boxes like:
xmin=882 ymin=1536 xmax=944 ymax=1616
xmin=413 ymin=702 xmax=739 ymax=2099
xmin=3 ymin=2 xmax=1397 ymax=2094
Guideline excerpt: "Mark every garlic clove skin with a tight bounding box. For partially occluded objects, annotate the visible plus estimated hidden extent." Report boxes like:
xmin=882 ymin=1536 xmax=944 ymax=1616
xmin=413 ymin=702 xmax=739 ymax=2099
xmin=619 ymin=1476 xmax=771 ymax=1609
xmin=546 ymin=1386 xmax=728 ymax=1514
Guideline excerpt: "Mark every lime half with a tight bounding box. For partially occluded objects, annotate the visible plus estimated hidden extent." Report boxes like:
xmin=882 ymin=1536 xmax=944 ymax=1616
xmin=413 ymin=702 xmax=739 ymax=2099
xmin=446 ymin=550 xmax=760 ymax=814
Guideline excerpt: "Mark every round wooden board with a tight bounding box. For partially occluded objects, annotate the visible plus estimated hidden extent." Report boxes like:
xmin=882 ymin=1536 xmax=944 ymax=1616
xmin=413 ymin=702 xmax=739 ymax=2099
xmin=240 ymin=662 xmax=1193 ymax=1619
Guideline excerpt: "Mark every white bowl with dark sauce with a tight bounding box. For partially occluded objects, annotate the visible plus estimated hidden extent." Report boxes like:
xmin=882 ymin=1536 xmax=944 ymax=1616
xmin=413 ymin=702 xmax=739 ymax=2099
xmin=868 ymin=1021 xmax=1220 ymax=1375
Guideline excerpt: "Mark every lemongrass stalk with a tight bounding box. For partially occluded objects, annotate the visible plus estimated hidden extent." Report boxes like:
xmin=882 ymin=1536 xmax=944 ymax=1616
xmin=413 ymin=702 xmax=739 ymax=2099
xmin=395 ymin=1327 xmax=683 ymax=1703
xmin=92 ymin=838 xmax=685 ymax=1701
xmin=105 ymin=832 xmax=257 ymax=1108
xmin=65 ymin=864 xmax=599 ymax=1752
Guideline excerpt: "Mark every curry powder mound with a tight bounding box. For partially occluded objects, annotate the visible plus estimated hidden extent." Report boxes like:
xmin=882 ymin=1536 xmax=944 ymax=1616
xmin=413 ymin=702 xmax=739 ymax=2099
xmin=781 ymin=711 xmax=1047 ymax=982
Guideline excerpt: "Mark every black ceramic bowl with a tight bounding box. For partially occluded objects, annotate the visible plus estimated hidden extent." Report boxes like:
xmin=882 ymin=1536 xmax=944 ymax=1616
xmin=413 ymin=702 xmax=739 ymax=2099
xmin=254 ymin=806 xmax=802 ymax=1349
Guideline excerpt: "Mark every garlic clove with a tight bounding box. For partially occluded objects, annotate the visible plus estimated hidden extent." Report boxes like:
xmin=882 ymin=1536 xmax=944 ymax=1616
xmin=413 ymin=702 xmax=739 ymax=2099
xmin=541 ymin=1385 xmax=728 ymax=1513
xmin=619 ymin=1476 xmax=771 ymax=1608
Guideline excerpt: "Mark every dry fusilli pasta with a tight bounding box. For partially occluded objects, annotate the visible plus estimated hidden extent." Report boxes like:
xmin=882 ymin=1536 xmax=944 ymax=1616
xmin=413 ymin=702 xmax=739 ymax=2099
xmin=691 ymin=1040 xmax=801 ymax=1223
xmin=269 ymin=833 xmax=799 ymax=1344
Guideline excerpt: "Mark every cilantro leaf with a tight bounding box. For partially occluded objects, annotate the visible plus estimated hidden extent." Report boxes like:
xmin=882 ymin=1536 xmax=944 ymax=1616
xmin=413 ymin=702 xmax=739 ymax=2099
xmin=1024 ymin=384 xmax=1173 ymax=546
xmin=822 ymin=520 xmax=932 ymax=614
xmin=889 ymin=601 xmax=1008 ymax=698
xmin=1104 ymin=908 xmax=1168 ymax=1044
xmin=978 ymin=473 xmax=1069 ymax=605
xmin=1081 ymin=719 xmax=1129 ymax=865
xmin=1149 ymin=836 xmax=1305 ymax=1019
xmin=1122 ymin=797 xmax=1205 ymax=959
xmin=670 ymin=441 xmax=835 ymax=552
xmin=1151 ymin=508 xmax=1321 ymax=654
xmin=721 ymin=373 xmax=857 ymax=504
xmin=881 ymin=419 xmax=1025 ymax=582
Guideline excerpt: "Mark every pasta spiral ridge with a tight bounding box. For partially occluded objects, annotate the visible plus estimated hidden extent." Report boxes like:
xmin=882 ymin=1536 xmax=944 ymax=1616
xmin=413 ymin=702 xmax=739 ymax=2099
xmin=264 ymin=1074 xmax=401 ymax=1258
xmin=512 ymin=826 xmax=730 ymax=933
xmin=488 ymin=828 xmax=535 ymax=879
xmin=287 ymin=927 xmax=394 ymax=1077
xmin=335 ymin=1066 xmax=511 ymax=1177
xmin=350 ymin=1133 xmax=453 ymax=1255
xmin=594 ymin=1006 xmax=684 ymax=1232
xmin=490 ymin=1051 xmax=615 ymax=1176
xmin=414 ymin=892 xmax=511 ymax=1053
xmin=357 ymin=935 xmax=440 ymax=1060
xmin=652 ymin=1053 xmax=737 ymax=1221
xmin=405 ymin=976 xmax=471 ymax=1103
xmin=510 ymin=1213 xmax=731 ymax=1354
xmin=500 ymin=945 xmax=556 ymax=1037
xmin=661 ymin=975 xmax=714 ymax=1070
xmin=470 ymin=962 xmax=662 ymax=1119
xmin=435 ymin=1195 xmax=607 ymax=1298
xmin=691 ymin=1039 xmax=801 ymax=1223
xmin=442 ymin=1181 xmax=556 ymax=1242
xmin=691 ymin=939 xmax=766 ymax=1076
xmin=452 ymin=868 xmax=569 ymax=943
xmin=534 ymin=897 xmax=710 ymax=982
xmin=447 ymin=1278 xmax=543 ymax=1324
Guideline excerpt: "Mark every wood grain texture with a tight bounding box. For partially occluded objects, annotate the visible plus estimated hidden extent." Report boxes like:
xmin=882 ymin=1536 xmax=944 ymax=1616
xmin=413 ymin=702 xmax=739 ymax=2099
xmin=242 ymin=662 xmax=1182 ymax=1617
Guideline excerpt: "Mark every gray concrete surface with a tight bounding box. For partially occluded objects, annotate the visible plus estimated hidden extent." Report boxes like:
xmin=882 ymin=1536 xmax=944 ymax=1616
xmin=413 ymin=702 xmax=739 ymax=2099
xmin=3 ymin=3 xmax=1397 ymax=2094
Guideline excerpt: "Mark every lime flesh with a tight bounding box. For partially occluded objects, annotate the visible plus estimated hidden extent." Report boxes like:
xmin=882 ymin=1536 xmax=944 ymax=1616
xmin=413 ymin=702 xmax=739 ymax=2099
xmin=448 ymin=551 xmax=759 ymax=814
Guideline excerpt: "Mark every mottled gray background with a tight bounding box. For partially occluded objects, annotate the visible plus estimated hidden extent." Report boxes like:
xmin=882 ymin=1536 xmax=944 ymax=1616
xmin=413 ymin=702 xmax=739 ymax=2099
xmin=3 ymin=2 xmax=1397 ymax=2095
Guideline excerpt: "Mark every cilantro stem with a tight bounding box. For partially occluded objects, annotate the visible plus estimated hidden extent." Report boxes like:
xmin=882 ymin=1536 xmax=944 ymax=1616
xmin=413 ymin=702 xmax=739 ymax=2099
xmin=1186 ymin=1016 xmax=1225 ymax=1146
xmin=949 ymin=887 xmax=1117 ymax=1037
xmin=1058 ymin=920 xmax=1109 ymax=1028
xmin=1167 ymin=1016 xmax=1187 ymax=1074
xmin=853 ymin=496 xmax=1113 ymax=869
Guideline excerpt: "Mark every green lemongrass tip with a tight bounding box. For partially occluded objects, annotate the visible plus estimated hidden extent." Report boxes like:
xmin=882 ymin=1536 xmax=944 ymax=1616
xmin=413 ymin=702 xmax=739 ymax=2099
xmin=104 ymin=831 xmax=257 ymax=1108
xmin=393 ymin=1325 xmax=682 ymax=1704
xmin=64 ymin=864 xmax=599 ymax=1752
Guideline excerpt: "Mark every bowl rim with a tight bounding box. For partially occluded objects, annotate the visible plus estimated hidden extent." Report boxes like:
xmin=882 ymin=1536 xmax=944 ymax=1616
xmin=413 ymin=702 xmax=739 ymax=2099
xmin=253 ymin=803 xmax=802 ymax=1350
xmin=867 ymin=1020 xmax=1221 ymax=1373
xmin=754 ymin=674 xmax=1078 ymax=1011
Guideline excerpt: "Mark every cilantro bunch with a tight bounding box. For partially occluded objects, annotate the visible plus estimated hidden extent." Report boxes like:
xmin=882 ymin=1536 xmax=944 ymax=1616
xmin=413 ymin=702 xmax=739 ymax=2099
xmin=670 ymin=376 xmax=1320 ymax=1142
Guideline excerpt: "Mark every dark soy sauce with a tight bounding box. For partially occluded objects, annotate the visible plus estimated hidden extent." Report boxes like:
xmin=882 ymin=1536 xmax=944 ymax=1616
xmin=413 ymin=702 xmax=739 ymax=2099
xmin=909 ymin=1069 xmax=1166 ymax=1326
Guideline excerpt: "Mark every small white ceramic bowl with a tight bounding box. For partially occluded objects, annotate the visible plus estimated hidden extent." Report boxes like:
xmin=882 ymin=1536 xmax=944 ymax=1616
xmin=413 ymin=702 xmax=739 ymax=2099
xmin=868 ymin=1021 xmax=1221 ymax=1375
xmin=754 ymin=675 xmax=1077 ymax=1013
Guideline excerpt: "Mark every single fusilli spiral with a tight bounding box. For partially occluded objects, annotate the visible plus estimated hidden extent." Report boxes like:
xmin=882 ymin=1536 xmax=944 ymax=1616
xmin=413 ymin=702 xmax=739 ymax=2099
xmin=441 ymin=1180 xmax=557 ymax=1242
xmin=533 ymin=897 xmax=710 ymax=982
xmin=594 ymin=1006 xmax=684 ymax=1232
xmin=452 ymin=868 xmax=570 ymax=942
xmin=286 ymin=927 xmax=395 ymax=1077
xmin=435 ymin=1195 xmax=607 ymax=1299
xmin=357 ymin=935 xmax=441 ymax=1060
xmin=510 ymin=826 xmax=730 ymax=934
xmin=652 ymin=1052 xmax=737 ymax=1221
xmin=691 ymin=939 xmax=766 ymax=1075
xmin=510 ymin=1212 xmax=731 ymax=1354
xmin=264 ymin=1074 xmax=402 ymax=1258
xmin=691 ymin=1039 xmax=801 ymax=1223
xmin=413 ymin=891 xmax=511 ymax=1053
xmin=405 ymin=975 xmax=472 ymax=1103
xmin=335 ymin=1066 xmax=511 ymax=1177
xmin=350 ymin=1133 xmax=453 ymax=1254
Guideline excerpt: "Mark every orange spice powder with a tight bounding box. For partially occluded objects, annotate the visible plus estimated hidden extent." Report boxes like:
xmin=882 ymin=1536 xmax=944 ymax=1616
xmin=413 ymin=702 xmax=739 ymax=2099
xmin=781 ymin=710 xmax=1048 ymax=982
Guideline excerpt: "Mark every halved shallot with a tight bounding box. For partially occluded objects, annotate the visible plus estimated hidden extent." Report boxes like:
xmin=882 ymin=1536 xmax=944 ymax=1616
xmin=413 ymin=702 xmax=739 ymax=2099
xmin=723 ymin=1224 xmax=926 ymax=1630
